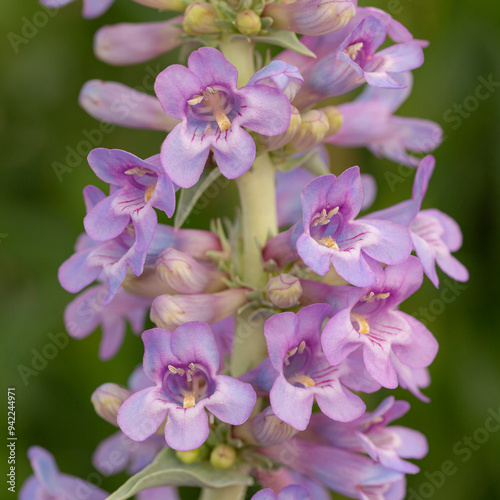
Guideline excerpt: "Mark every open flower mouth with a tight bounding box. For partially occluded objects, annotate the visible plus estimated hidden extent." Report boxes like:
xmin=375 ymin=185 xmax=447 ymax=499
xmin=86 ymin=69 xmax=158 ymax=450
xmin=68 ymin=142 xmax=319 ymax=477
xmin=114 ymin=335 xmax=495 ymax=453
xmin=163 ymin=363 xmax=215 ymax=408
xmin=187 ymin=85 xmax=239 ymax=132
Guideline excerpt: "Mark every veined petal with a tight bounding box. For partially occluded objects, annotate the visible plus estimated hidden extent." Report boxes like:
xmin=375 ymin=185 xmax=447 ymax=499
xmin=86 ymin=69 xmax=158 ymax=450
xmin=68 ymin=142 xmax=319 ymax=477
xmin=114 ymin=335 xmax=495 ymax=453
xmin=161 ymin=124 xmax=210 ymax=188
xmin=165 ymin=404 xmax=209 ymax=450
xmin=315 ymin=384 xmax=366 ymax=422
xmin=362 ymin=219 xmax=412 ymax=265
xmin=142 ymin=328 xmax=179 ymax=385
xmin=368 ymin=42 xmax=424 ymax=74
xmin=117 ymin=388 xmax=169 ymax=441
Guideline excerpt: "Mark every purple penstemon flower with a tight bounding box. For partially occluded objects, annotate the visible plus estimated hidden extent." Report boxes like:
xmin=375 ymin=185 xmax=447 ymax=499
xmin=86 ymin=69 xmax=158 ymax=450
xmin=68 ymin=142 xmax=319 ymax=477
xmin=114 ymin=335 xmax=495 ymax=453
xmin=154 ymin=47 xmax=291 ymax=188
xmin=64 ymin=284 xmax=151 ymax=360
xmin=20 ymin=446 xmax=108 ymax=500
xmin=40 ymin=0 xmax=114 ymax=19
xmin=245 ymin=304 xmax=367 ymax=431
xmin=117 ymin=322 xmax=256 ymax=450
xmin=289 ymin=15 xmax=424 ymax=109
xmin=367 ymin=155 xmax=469 ymax=287
xmin=304 ymin=396 xmax=428 ymax=474
xmin=322 ymin=256 xmax=438 ymax=389
xmin=325 ymin=72 xmax=443 ymax=167
xmin=84 ymin=149 xmax=176 ymax=252
xmin=294 ymin=166 xmax=412 ymax=286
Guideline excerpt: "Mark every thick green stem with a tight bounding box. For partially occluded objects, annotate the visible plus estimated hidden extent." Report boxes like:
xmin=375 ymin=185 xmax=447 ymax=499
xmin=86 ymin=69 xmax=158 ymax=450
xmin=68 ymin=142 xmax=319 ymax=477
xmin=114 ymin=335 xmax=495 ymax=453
xmin=219 ymin=36 xmax=255 ymax=86
xmin=200 ymin=484 xmax=248 ymax=500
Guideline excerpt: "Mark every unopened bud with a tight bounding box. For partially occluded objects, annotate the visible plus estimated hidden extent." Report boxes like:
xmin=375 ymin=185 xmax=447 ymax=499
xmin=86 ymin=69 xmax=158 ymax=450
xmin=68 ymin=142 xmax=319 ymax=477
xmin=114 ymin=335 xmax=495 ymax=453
xmin=285 ymin=109 xmax=329 ymax=154
xmin=150 ymin=289 xmax=249 ymax=330
xmin=91 ymin=383 xmax=131 ymax=426
xmin=267 ymin=274 xmax=302 ymax=309
xmin=258 ymin=106 xmax=302 ymax=151
xmin=263 ymin=0 xmax=355 ymax=36
xmin=236 ymin=10 xmax=262 ymax=36
xmin=234 ymin=406 xmax=299 ymax=446
xmin=210 ymin=444 xmax=237 ymax=469
xmin=183 ymin=3 xmax=221 ymax=35
xmin=322 ymin=105 xmax=343 ymax=137
xmin=176 ymin=447 xmax=203 ymax=464
xmin=155 ymin=248 xmax=226 ymax=294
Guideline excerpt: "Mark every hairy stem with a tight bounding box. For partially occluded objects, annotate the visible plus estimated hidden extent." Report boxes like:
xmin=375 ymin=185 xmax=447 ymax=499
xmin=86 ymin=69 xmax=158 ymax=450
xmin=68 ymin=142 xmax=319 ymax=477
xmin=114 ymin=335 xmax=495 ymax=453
xmin=219 ymin=36 xmax=255 ymax=86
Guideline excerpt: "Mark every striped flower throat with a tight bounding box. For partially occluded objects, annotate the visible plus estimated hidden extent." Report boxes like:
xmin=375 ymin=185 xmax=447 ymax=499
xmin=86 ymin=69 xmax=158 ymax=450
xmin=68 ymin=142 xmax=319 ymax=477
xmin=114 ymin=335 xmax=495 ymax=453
xmin=188 ymin=86 xmax=234 ymax=132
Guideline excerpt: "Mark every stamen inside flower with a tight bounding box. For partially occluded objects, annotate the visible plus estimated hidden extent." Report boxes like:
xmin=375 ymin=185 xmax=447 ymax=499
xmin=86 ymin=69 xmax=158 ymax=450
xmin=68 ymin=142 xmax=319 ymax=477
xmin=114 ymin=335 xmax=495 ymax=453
xmin=311 ymin=207 xmax=339 ymax=227
xmin=124 ymin=166 xmax=154 ymax=177
xmin=317 ymin=236 xmax=339 ymax=250
xmin=188 ymin=86 xmax=232 ymax=132
xmin=144 ymin=182 xmax=157 ymax=203
xmin=288 ymin=374 xmax=316 ymax=387
xmin=360 ymin=292 xmax=391 ymax=303
xmin=345 ymin=42 xmax=364 ymax=60
xmin=351 ymin=312 xmax=370 ymax=334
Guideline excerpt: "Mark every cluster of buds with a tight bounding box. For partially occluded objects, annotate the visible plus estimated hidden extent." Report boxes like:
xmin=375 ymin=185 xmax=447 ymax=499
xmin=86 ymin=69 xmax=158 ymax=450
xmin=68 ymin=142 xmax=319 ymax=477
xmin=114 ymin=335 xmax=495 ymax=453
xmin=22 ymin=0 xmax=468 ymax=499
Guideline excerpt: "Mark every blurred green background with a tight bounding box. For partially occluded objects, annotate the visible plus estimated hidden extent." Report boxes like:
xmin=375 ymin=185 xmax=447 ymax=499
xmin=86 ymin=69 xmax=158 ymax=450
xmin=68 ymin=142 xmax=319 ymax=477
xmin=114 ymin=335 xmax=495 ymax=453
xmin=1 ymin=0 xmax=499 ymax=498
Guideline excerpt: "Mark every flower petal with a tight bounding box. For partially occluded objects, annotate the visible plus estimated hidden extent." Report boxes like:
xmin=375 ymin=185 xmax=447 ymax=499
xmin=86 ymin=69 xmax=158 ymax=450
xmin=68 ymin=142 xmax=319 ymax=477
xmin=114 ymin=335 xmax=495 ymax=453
xmin=165 ymin=404 xmax=209 ymax=450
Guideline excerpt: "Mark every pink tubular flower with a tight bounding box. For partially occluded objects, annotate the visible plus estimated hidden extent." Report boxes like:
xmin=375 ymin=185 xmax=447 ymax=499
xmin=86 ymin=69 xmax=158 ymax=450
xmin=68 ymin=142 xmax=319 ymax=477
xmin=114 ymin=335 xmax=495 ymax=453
xmin=40 ymin=0 xmax=114 ymax=18
xmin=94 ymin=17 xmax=184 ymax=66
xmin=154 ymin=47 xmax=291 ymax=188
xmin=117 ymin=323 xmax=256 ymax=450
xmin=263 ymin=0 xmax=355 ymax=36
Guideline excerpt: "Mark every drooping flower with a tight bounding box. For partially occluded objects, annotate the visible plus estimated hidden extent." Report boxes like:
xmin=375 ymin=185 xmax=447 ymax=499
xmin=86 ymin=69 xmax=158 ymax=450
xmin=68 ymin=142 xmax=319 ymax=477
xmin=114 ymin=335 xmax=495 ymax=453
xmin=295 ymin=167 xmax=412 ymax=286
xmin=303 ymin=396 xmax=428 ymax=474
xmin=325 ymin=72 xmax=443 ymax=166
xmin=263 ymin=0 xmax=356 ymax=37
xmin=262 ymin=439 xmax=406 ymax=500
xmin=154 ymin=47 xmax=291 ymax=188
xmin=322 ymin=256 xmax=438 ymax=388
xmin=94 ymin=17 xmax=184 ymax=66
xmin=64 ymin=284 xmax=151 ymax=360
xmin=117 ymin=322 xmax=256 ymax=450
xmin=367 ymin=155 xmax=469 ymax=287
xmin=40 ymin=0 xmax=114 ymax=19
xmin=79 ymin=80 xmax=179 ymax=131
xmin=20 ymin=446 xmax=108 ymax=500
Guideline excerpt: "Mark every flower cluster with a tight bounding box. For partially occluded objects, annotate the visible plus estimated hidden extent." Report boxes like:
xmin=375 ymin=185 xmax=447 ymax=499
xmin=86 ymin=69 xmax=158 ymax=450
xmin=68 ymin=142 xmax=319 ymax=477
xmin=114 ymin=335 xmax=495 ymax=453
xmin=24 ymin=0 xmax=468 ymax=499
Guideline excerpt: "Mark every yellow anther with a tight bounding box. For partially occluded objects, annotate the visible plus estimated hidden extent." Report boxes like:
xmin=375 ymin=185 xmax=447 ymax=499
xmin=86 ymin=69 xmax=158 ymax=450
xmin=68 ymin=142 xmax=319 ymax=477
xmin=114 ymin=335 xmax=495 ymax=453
xmin=168 ymin=365 xmax=185 ymax=376
xmin=317 ymin=237 xmax=339 ymax=250
xmin=124 ymin=166 xmax=153 ymax=177
xmin=203 ymin=87 xmax=231 ymax=131
xmin=345 ymin=42 xmax=364 ymax=60
xmin=311 ymin=207 xmax=339 ymax=227
xmin=289 ymin=374 xmax=316 ymax=387
xmin=144 ymin=182 xmax=156 ymax=203
xmin=361 ymin=292 xmax=391 ymax=303
xmin=351 ymin=312 xmax=370 ymax=335
xmin=298 ymin=340 xmax=306 ymax=354
xmin=183 ymin=392 xmax=196 ymax=409
xmin=187 ymin=94 xmax=204 ymax=105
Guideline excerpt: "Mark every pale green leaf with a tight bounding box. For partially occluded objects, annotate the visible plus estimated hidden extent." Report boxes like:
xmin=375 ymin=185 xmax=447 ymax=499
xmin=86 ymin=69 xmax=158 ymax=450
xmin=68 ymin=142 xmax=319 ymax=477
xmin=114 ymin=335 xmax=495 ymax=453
xmin=253 ymin=30 xmax=316 ymax=58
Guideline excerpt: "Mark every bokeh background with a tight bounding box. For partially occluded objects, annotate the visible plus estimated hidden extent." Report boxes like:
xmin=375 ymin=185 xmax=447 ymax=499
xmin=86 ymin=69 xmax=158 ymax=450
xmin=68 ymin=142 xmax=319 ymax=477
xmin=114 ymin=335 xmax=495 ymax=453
xmin=1 ymin=0 xmax=500 ymax=498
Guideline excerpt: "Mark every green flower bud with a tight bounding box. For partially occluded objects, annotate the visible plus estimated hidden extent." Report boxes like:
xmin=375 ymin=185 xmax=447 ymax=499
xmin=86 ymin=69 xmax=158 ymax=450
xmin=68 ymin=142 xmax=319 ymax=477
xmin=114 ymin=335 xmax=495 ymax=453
xmin=322 ymin=105 xmax=344 ymax=137
xmin=267 ymin=273 xmax=303 ymax=309
xmin=285 ymin=109 xmax=329 ymax=154
xmin=183 ymin=3 xmax=222 ymax=35
xmin=210 ymin=444 xmax=237 ymax=469
xmin=236 ymin=10 xmax=262 ymax=37
xmin=258 ymin=106 xmax=302 ymax=151
xmin=176 ymin=447 xmax=203 ymax=464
